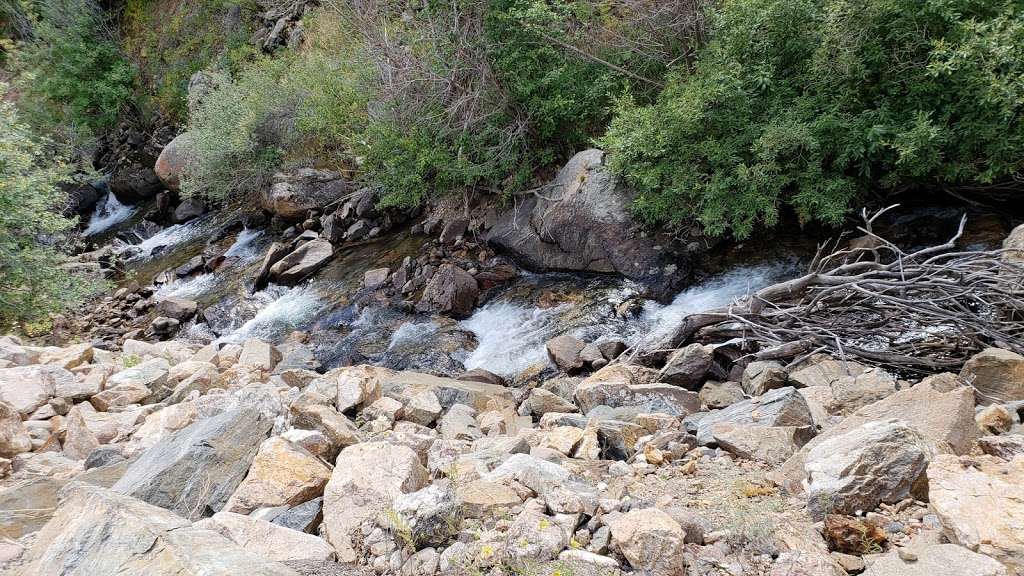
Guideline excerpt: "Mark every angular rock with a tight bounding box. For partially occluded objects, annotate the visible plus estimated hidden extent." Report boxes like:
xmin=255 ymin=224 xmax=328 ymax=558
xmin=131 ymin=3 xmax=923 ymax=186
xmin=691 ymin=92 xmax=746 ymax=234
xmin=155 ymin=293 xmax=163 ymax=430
xmin=289 ymin=402 xmax=362 ymax=457
xmin=389 ymin=483 xmax=462 ymax=549
xmin=526 ymin=388 xmax=579 ymax=416
xmin=225 ymin=436 xmax=331 ymax=515
xmin=113 ymin=407 xmax=272 ymax=520
xmin=546 ymin=335 xmax=586 ymax=373
xmin=404 ymin=390 xmax=442 ymax=426
xmin=863 ymin=543 xmax=1008 ymax=576
xmin=742 ymin=361 xmax=788 ymax=396
xmin=415 ymin=263 xmax=479 ymax=318
xmin=322 ymin=442 xmax=428 ymax=562
xmin=262 ymin=169 xmax=352 ymax=221
xmin=506 ymin=508 xmax=568 ymax=561
xmin=0 ymin=400 xmax=31 ymax=458
xmin=19 ymin=482 xmax=299 ymax=575
xmin=712 ymin=423 xmax=811 ymax=465
xmin=381 ymin=371 xmax=513 ymax=413
xmin=773 ymin=374 xmax=978 ymax=492
xmin=928 ymin=454 xmax=1024 ymax=573
xmin=695 ymin=386 xmax=814 ymax=446
xmin=960 ymin=348 xmax=1024 ymax=404
xmin=273 ymin=496 xmax=323 ymax=533
xmin=269 ymin=239 xmax=334 ymax=284
xmin=805 ymin=419 xmax=931 ymax=519
xmin=456 ymin=479 xmax=523 ymax=518
xmin=105 ymin=357 xmax=170 ymax=398
xmin=609 ymin=508 xmax=685 ymax=576
xmin=204 ymin=511 xmax=335 ymax=562
xmin=979 ymin=434 xmax=1024 ymax=460
xmin=486 ymin=149 xmax=687 ymax=298
xmin=699 ymin=380 xmax=745 ymax=409
xmin=238 ymin=338 xmax=282 ymax=372
xmin=156 ymin=296 xmax=198 ymax=321
xmin=659 ymin=344 xmax=712 ymax=389
xmin=0 ymin=365 xmax=71 ymax=415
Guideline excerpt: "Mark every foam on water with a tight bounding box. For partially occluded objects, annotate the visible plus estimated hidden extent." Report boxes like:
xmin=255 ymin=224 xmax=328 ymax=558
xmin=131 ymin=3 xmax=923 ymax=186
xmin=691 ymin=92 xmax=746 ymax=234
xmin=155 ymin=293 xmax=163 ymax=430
xmin=217 ymin=284 xmax=326 ymax=344
xmin=132 ymin=221 xmax=207 ymax=259
xmin=154 ymin=273 xmax=219 ymax=300
xmin=223 ymin=228 xmax=263 ymax=259
xmin=387 ymin=321 xmax=439 ymax=351
xmin=461 ymin=262 xmax=796 ymax=378
xmin=83 ymin=192 xmax=136 ymax=236
xmin=460 ymin=301 xmax=570 ymax=378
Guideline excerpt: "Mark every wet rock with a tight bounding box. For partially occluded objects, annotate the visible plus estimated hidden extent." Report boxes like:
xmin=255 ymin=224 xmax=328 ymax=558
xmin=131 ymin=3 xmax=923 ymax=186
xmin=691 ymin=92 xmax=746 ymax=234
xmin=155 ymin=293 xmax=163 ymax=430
xmin=487 ymin=149 xmax=687 ymax=298
xmin=415 ymin=263 xmax=479 ymax=318
xmin=322 ymin=442 xmax=428 ymax=562
xmin=156 ymin=296 xmax=198 ymax=321
xmin=609 ymin=508 xmax=686 ymax=576
xmin=203 ymin=511 xmax=336 ymax=562
xmin=269 ymin=239 xmax=334 ymax=284
xmin=694 ymin=387 xmax=814 ymax=446
xmin=546 ymin=335 xmax=586 ymax=373
xmin=960 ymin=348 xmax=1024 ymax=404
xmin=863 ymin=543 xmax=1008 ymax=576
xmin=805 ymin=419 xmax=931 ymax=519
xmin=928 ymin=453 xmax=1024 ymax=573
xmin=364 ymin=267 xmax=391 ymax=290
xmin=19 ymin=483 xmax=299 ymax=575
xmin=173 ymin=198 xmax=206 ymax=223
xmin=262 ymin=169 xmax=352 ymax=222
xmin=225 ymin=436 xmax=332 ymax=515
xmin=150 ymin=316 xmax=181 ymax=338
xmin=113 ymin=407 xmax=272 ymax=520
xmin=457 ymin=368 xmax=506 ymax=387
xmin=659 ymin=344 xmax=712 ymax=388
xmin=0 ymin=400 xmax=31 ymax=458
xmin=154 ymin=131 xmax=195 ymax=192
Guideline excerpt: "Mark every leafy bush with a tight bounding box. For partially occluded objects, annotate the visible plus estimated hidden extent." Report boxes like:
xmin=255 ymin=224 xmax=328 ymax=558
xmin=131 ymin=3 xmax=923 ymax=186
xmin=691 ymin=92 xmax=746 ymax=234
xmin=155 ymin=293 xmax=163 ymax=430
xmin=11 ymin=0 xmax=134 ymax=145
xmin=183 ymin=10 xmax=372 ymax=202
xmin=601 ymin=0 xmax=1024 ymax=238
xmin=0 ymin=88 xmax=102 ymax=329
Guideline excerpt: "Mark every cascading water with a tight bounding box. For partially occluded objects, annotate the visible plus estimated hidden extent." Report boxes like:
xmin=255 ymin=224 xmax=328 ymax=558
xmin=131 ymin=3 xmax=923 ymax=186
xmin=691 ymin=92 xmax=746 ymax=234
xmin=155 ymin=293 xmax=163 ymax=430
xmin=83 ymin=192 xmax=136 ymax=236
xmin=459 ymin=262 xmax=797 ymax=378
xmin=216 ymin=284 xmax=328 ymax=344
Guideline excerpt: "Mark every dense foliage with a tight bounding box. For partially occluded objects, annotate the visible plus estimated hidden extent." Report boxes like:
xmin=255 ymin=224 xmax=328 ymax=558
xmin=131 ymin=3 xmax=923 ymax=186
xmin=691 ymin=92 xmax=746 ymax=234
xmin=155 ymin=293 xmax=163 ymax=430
xmin=10 ymin=0 xmax=134 ymax=147
xmin=601 ymin=0 xmax=1024 ymax=238
xmin=0 ymin=90 xmax=100 ymax=329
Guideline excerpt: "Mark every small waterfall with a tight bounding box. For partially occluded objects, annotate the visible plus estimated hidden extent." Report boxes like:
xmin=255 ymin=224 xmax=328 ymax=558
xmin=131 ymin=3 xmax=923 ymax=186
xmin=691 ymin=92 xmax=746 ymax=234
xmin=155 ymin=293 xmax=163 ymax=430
xmin=460 ymin=262 xmax=797 ymax=378
xmin=460 ymin=301 xmax=569 ymax=378
xmin=83 ymin=192 xmax=136 ymax=236
xmin=223 ymin=228 xmax=263 ymax=259
xmin=217 ymin=285 xmax=326 ymax=344
xmin=154 ymin=273 xmax=220 ymax=300
xmin=131 ymin=222 xmax=203 ymax=259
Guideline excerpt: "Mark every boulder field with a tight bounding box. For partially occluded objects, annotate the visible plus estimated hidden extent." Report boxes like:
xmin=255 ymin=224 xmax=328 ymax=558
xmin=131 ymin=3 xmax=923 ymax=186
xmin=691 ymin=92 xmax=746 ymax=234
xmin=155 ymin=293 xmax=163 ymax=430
xmin=1 ymin=331 xmax=1023 ymax=576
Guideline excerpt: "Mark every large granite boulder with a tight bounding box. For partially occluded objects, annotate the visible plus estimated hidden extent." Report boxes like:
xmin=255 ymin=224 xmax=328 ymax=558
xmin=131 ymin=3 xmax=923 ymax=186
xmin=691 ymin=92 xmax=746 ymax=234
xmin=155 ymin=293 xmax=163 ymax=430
xmin=487 ymin=149 xmax=688 ymax=298
xmin=928 ymin=454 xmax=1024 ymax=574
xmin=0 ymin=400 xmax=31 ymax=458
xmin=262 ymin=169 xmax=353 ymax=221
xmin=960 ymin=348 xmax=1024 ymax=404
xmin=224 ymin=436 xmax=331 ymax=515
xmin=694 ymin=387 xmax=814 ymax=446
xmin=17 ymin=482 xmax=299 ymax=575
xmin=0 ymin=364 xmax=73 ymax=415
xmin=153 ymin=132 xmax=195 ymax=192
xmin=113 ymin=407 xmax=272 ymax=520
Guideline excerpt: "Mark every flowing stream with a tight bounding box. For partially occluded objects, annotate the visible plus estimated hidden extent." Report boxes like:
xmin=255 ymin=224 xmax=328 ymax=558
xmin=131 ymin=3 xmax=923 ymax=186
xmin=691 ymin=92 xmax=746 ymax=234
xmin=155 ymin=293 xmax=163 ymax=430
xmin=83 ymin=192 xmax=137 ymax=236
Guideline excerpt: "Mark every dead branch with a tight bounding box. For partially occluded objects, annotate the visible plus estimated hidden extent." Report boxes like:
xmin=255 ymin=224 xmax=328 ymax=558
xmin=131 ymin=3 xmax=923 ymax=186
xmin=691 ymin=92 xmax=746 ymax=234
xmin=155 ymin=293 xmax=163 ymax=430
xmin=636 ymin=207 xmax=1024 ymax=373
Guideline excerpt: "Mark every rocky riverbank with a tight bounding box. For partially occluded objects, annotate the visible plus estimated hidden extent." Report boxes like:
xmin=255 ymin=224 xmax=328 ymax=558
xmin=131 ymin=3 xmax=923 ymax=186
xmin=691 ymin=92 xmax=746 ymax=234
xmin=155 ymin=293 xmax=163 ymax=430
xmin=3 ymin=259 xmax=1024 ymax=575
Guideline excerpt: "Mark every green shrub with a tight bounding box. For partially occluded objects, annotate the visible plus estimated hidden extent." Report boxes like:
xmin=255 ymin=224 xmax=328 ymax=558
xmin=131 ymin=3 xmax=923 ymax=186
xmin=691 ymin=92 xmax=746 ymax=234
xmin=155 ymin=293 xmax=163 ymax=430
xmin=0 ymin=88 xmax=103 ymax=329
xmin=183 ymin=10 xmax=372 ymax=202
xmin=602 ymin=0 xmax=1024 ymax=238
xmin=11 ymin=0 xmax=134 ymax=145
xmin=122 ymin=0 xmax=258 ymax=123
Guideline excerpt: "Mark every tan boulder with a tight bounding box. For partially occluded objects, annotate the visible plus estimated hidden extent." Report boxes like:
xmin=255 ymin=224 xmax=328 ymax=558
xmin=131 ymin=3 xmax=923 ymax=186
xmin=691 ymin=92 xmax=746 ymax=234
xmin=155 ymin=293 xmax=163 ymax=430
xmin=322 ymin=442 xmax=428 ymax=562
xmin=225 ymin=436 xmax=331 ymax=515
xmin=0 ymin=365 xmax=70 ymax=415
xmin=711 ymin=423 xmax=811 ymax=465
xmin=202 ymin=511 xmax=335 ymax=562
xmin=773 ymin=375 xmax=977 ymax=492
xmin=960 ymin=348 xmax=1024 ymax=404
xmin=609 ymin=508 xmax=686 ymax=576
xmin=927 ymin=454 xmax=1024 ymax=574
xmin=455 ymin=479 xmax=523 ymax=518
xmin=0 ymin=400 xmax=31 ymax=458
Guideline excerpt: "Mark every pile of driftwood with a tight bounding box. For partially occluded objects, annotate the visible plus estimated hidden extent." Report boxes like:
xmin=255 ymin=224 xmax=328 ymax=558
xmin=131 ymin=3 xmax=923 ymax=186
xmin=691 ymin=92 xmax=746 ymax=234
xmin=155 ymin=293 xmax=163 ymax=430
xmin=641 ymin=206 xmax=1024 ymax=373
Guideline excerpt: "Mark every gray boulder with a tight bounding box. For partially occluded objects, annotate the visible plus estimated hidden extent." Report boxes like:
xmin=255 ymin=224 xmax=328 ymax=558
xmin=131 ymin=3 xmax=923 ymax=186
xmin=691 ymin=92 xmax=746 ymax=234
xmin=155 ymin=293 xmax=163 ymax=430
xmin=487 ymin=149 xmax=687 ymax=298
xmin=113 ymin=407 xmax=272 ymax=520
xmin=269 ymin=239 xmax=334 ymax=284
xmin=18 ymin=482 xmax=298 ymax=575
xmin=415 ymin=263 xmax=479 ymax=318
xmin=694 ymin=386 xmax=814 ymax=446
xmin=262 ymin=169 xmax=353 ymax=222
